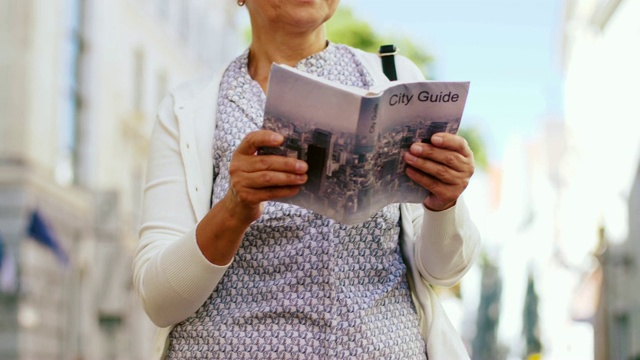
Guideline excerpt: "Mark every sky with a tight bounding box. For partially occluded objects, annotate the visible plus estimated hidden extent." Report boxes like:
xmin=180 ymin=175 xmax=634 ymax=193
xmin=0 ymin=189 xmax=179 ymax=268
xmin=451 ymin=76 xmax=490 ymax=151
xmin=341 ymin=0 xmax=566 ymax=162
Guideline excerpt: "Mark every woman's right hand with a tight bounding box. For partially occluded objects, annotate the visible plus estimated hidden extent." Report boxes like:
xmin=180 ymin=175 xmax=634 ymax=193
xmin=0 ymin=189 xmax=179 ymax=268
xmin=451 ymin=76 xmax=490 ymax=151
xmin=197 ymin=130 xmax=307 ymax=265
xmin=224 ymin=130 xmax=308 ymax=224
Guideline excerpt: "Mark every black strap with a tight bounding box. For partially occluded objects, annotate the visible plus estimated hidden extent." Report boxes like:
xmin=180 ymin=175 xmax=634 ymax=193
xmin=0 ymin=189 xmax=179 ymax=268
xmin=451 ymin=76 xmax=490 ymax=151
xmin=379 ymin=44 xmax=398 ymax=81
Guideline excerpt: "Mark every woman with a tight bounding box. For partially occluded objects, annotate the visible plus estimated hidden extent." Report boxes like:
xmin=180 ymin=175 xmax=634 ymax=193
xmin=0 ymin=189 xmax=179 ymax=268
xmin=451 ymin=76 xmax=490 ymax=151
xmin=134 ymin=0 xmax=481 ymax=359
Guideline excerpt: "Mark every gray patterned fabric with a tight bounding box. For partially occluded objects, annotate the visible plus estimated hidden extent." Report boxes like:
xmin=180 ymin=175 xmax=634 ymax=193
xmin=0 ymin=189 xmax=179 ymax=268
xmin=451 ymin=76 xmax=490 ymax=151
xmin=166 ymin=43 xmax=426 ymax=360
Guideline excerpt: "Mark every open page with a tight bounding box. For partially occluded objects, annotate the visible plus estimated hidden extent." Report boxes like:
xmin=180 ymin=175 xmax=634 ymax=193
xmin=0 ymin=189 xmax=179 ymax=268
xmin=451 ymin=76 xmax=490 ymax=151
xmin=261 ymin=64 xmax=367 ymax=222
xmin=261 ymin=64 xmax=470 ymax=224
xmin=367 ymin=81 xmax=470 ymax=216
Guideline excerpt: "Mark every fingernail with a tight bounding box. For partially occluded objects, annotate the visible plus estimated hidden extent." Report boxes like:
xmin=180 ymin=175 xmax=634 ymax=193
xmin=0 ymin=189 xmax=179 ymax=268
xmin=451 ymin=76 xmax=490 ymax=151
xmin=405 ymin=153 xmax=417 ymax=163
xmin=431 ymin=136 xmax=443 ymax=145
xmin=272 ymin=134 xmax=284 ymax=143
xmin=296 ymin=161 xmax=307 ymax=172
xmin=410 ymin=143 xmax=422 ymax=153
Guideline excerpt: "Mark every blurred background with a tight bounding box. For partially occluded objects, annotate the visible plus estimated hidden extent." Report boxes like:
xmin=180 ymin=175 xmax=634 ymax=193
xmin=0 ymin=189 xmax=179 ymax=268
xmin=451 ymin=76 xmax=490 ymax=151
xmin=0 ymin=0 xmax=639 ymax=359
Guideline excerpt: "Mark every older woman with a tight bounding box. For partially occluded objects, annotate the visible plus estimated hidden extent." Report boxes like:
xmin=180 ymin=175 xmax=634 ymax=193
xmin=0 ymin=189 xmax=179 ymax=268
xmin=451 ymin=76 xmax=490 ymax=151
xmin=133 ymin=0 xmax=481 ymax=359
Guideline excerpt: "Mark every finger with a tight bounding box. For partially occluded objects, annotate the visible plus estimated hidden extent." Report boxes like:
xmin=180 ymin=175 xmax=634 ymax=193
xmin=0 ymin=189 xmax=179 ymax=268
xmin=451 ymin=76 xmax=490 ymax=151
xmin=236 ymin=171 xmax=308 ymax=189
xmin=405 ymin=156 xmax=465 ymax=185
xmin=230 ymin=154 xmax=308 ymax=176
xmin=405 ymin=166 xmax=442 ymax=194
xmin=405 ymin=167 xmax=459 ymax=207
xmin=428 ymin=133 xmax=473 ymax=158
xmin=407 ymin=144 xmax=473 ymax=173
xmin=236 ymin=130 xmax=285 ymax=155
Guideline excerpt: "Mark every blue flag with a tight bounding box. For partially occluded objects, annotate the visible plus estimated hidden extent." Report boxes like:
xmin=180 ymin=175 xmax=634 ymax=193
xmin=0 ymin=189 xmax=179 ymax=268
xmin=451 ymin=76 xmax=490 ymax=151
xmin=0 ymin=234 xmax=18 ymax=293
xmin=27 ymin=210 xmax=69 ymax=266
xmin=0 ymin=236 xmax=5 ymax=270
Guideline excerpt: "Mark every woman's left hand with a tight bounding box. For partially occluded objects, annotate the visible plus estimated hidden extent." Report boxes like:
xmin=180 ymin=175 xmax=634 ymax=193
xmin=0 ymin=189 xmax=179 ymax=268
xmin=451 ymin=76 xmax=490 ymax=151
xmin=404 ymin=133 xmax=475 ymax=211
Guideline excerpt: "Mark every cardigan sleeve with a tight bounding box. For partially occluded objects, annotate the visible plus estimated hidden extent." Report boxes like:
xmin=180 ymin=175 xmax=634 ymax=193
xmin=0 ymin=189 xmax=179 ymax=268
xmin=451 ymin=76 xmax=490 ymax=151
xmin=355 ymin=47 xmax=481 ymax=287
xmin=413 ymin=198 xmax=481 ymax=287
xmin=133 ymin=93 xmax=229 ymax=328
xmin=390 ymin=51 xmax=481 ymax=287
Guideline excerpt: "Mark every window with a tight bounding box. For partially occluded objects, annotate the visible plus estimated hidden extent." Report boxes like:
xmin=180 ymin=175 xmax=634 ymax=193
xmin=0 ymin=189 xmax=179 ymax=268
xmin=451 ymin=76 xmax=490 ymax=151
xmin=132 ymin=49 xmax=145 ymax=112
xmin=156 ymin=0 xmax=170 ymax=20
xmin=612 ymin=314 xmax=630 ymax=360
xmin=156 ymin=70 xmax=168 ymax=109
xmin=178 ymin=2 xmax=190 ymax=42
xmin=56 ymin=0 xmax=84 ymax=185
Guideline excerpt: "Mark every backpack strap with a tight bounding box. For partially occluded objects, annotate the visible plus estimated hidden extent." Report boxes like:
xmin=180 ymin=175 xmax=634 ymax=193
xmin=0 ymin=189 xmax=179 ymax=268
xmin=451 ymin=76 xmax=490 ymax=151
xmin=378 ymin=44 xmax=398 ymax=81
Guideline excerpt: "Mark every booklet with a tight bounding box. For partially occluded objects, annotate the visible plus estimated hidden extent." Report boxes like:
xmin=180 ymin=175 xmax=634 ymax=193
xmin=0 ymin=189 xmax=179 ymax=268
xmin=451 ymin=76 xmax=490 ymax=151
xmin=260 ymin=63 xmax=470 ymax=224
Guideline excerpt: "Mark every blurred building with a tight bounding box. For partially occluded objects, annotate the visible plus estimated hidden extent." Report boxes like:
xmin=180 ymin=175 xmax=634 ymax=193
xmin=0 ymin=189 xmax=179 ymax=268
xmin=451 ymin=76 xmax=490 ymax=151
xmin=464 ymin=120 xmax=593 ymax=360
xmin=562 ymin=0 xmax=640 ymax=358
xmin=0 ymin=0 xmax=241 ymax=359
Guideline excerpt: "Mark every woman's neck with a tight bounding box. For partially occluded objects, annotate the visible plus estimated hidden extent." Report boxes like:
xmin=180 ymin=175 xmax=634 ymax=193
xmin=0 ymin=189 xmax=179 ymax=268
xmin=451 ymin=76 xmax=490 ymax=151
xmin=248 ymin=28 xmax=327 ymax=93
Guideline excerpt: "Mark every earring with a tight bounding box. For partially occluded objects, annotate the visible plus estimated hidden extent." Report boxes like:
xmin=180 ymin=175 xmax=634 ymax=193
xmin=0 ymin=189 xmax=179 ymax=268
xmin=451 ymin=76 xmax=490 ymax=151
xmin=237 ymin=0 xmax=245 ymax=6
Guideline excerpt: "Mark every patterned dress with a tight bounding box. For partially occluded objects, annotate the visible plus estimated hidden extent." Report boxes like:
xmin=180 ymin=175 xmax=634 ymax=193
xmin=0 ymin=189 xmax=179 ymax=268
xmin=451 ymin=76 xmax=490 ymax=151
xmin=166 ymin=44 xmax=426 ymax=360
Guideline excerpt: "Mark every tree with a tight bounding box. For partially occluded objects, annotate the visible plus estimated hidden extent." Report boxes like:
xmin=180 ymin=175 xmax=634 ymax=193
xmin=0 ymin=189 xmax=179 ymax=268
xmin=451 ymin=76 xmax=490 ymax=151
xmin=327 ymin=8 xmax=488 ymax=169
xmin=458 ymin=127 xmax=489 ymax=171
xmin=243 ymin=7 xmax=489 ymax=168
xmin=522 ymin=272 xmax=542 ymax=358
xmin=472 ymin=254 xmax=506 ymax=360
xmin=326 ymin=7 xmax=433 ymax=77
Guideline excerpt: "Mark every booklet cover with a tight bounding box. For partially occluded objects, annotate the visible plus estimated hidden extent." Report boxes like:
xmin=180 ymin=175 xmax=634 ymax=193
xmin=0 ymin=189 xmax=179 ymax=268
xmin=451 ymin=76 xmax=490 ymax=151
xmin=260 ymin=63 xmax=470 ymax=224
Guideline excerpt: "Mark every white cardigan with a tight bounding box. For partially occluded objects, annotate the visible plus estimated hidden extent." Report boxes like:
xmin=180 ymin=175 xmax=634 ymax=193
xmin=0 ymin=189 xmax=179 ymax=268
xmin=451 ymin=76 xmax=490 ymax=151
xmin=134 ymin=48 xmax=481 ymax=360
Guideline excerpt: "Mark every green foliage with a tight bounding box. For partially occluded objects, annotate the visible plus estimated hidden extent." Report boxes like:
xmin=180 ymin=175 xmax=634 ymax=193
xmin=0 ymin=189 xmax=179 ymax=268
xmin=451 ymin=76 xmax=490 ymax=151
xmin=326 ymin=7 xmax=379 ymax=53
xmin=522 ymin=273 xmax=542 ymax=356
xmin=326 ymin=7 xmax=489 ymax=170
xmin=458 ymin=127 xmax=489 ymax=170
xmin=242 ymin=6 xmax=489 ymax=169
xmin=242 ymin=25 xmax=252 ymax=47
xmin=472 ymin=259 xmax=507 ymax=360
xmin=242 ymin=6 xmax=434 ymax=77
xmin=326 ymin=7 xmax=433 ymax=77
xmin=388 ymin=37 xmax=433 ymax=78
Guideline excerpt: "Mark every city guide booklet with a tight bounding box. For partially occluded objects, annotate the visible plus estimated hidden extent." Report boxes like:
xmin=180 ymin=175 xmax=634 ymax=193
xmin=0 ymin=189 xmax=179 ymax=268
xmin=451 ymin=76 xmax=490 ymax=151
xmin=260 ymin=63 xmax=470 ymax=225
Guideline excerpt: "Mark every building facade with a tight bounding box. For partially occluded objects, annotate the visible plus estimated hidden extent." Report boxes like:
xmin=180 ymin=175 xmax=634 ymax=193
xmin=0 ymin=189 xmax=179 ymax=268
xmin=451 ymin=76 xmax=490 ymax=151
xmin=0 ymin=0 xmax=241 ymax=358
xmin=562 ymin=0 xmax=640 ymax=358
